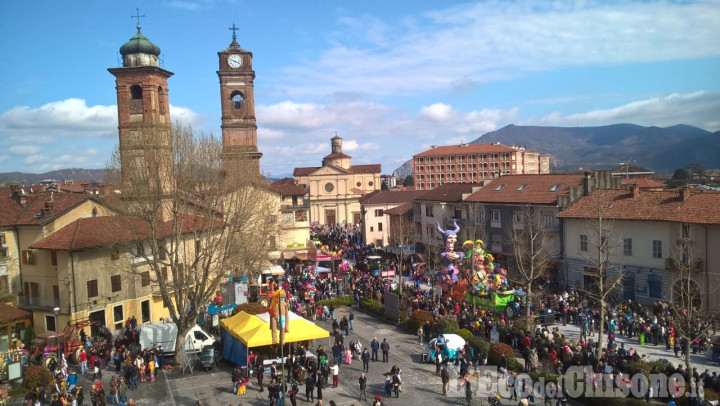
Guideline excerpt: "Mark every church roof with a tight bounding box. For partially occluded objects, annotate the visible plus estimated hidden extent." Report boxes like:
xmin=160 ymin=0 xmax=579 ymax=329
xmin=119 ymin=27 xmax=160 ymax=56
xmin=323 ymin=152 xmax=351 ymax=160
xmin=293 ymin=164 xmax=381 ymax=177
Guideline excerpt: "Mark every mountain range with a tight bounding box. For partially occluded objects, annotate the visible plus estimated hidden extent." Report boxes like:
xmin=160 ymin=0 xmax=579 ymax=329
xmin=0 ymin=168 xmax=105 ymax=186
xmin=394 ymin=123 xmax=720 ymax=177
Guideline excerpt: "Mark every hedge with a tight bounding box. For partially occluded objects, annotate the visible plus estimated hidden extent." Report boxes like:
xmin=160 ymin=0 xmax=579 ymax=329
xmin=434 ymin=317 xmax=460 ymax=335
xmin=315 ymin=295 xmax=354 ymax=308
xmin=410 ymin=310 xmax=434 ymax=331
xmin=457 ymin=328 xmax=473 ymax=341
xmin=24 ymin=365 xmax=53 ymax=389
xmin=360 ymin=298 xmax=384 ymax=317
xmin=488 ymin=343 xmax=515 ymax=366
xmin=467 ymin=336 xmax=490 ymax=356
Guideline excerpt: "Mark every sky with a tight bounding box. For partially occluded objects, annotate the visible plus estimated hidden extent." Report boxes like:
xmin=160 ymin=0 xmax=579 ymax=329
xmin=1 ymin=0 xmax=719 ymax=178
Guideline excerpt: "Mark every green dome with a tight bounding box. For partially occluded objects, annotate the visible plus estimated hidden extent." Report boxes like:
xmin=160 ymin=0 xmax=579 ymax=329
xmin=119 ymin=27 xmax=160 ymax=57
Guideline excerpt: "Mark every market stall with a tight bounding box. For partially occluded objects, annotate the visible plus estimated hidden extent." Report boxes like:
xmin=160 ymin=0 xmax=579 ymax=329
xmin=220 ymin=310 xmax=330 ymax=367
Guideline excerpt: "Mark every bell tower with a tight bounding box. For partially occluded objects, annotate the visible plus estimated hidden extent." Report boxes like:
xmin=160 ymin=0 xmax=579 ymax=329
xmin=108 ymin=19 xmax=173 ymax=195
xmin=218 ymin=23 xmax=262 ymax=178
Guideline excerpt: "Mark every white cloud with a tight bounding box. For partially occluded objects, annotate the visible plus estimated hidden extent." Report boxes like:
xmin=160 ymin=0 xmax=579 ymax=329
xmin=419 ymin=103 xmax=454 ymax=121
xmin=168 ymin=1 xmax=199 ymax=11
xmin=0 ymin=98 xmax=117 ymax=138
xmin=534 ymin=91 xmax=720 ymax=130
xmin=258 ymin=128 xmax=284 ymax=139
xmin=342 ymin=140 xmax=359 ymax=152
xmin=0 ymin=155 xmax=8 ymax=163
xmin=169 ymin=105 xmax=205 ymax=128
xmin=83 ymin=148 xmax=99 ymax=155
xmin=10 ymin=145 xmax=41 ymax=155
xmin=273 ymin=1 xmax=720 ymax=98
xmin=24 ymin=155 xmax=45 ymax=165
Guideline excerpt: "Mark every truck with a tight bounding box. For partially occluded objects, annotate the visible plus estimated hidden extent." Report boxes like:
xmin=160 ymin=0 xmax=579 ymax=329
xmin=139 ymin=322 xmax=216 ymax=355
xmin=469 ymin=289 xmax=559 ymax=323
xmin=32 ymin=320 xmax=102 ymax=367
xmin=246 ymin=265 xmax=285 ymax=308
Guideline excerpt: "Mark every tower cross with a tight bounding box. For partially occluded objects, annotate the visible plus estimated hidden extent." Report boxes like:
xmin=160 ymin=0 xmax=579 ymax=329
xmin=229 ymin=22 xmax=239 ymax=41
xmin=131 ymin=8 xmax=146 ymax=26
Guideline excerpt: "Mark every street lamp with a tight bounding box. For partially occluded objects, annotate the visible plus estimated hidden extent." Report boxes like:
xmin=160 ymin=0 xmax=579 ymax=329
xmin=53 ymin=307 xmax=61 ymax=358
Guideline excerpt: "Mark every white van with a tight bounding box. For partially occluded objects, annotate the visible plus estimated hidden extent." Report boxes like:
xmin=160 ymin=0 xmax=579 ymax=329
xmin=139 ymin=322 xmax=216 ymax=355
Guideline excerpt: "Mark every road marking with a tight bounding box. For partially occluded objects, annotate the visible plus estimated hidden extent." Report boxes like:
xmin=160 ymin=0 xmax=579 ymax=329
xmin=161 ymin=369 xmax=176 ymax=405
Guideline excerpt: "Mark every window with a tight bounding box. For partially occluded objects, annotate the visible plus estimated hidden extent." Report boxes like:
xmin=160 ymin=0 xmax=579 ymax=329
xmin=141 ymin=300 xmax=150 ymax=323
xmin=491 ymin=210 xmax=501 ymax=221
xmin=550 ymin=184 xmax=562 ymax=192
xmin=231 ymin=91 xmax=244 ymax=109
xmin=513 ymin=212 xmax=523 ymax=223
xmin=158 ymin=86 xmax=165 ymax=114
xmin=269 ymin=215 xmax=277 ymax=223
xmin=454 ymin=208 xmax=462 ymax=219
xmin=494 ymin=184 xmax=506 ymax=192
xmin=516 ymin=184 xmax=528 ymax=191
xmin=295 ymin=210 xmax=307 ymax=222
xmin=269 ymin=236 xmax=277 ymax=251
xmin=0 ymin=233 xmax=6 ymax=258
xmin=87 ymin=280 xmax=98 ymax=299
xmin=378 ymin=223 xmax=383 ymax=232
xmin=141 ymin=271 xmax=151 ymax=287
xmin=132 ymin=242 xmax=145 ymax=257
xmin=623 ymin=238 xmax=632 ymax=256
xmin=282 ymin=212 xmax=295 ymax=223
xmin=425 ymin=206 xmax=434 ymax=217
xmin=374 ymin=209 xmax=384 ymax=217
xmin=129 ymin=85 xmax=143 ymax=114
xmin=113 ymin=305 xmax=124 ymax=330
xmin=324 ymin=183 xmax=334 ymax=193
xmin=111 ymin=275 xmax=121 ymax=292
xmin=194 ymin=330 xmax=207 ymax=341
xmin=491 ymin=210 xmax=501 ymax=228
xmin=50 ymin=251 xmax=57 ymax=266
xmin=370 ymin=226 xmax=374 ymax=232
xmin=0 ymin=265 xmax=8 ymax=296
xmin=158 ymin=240 xmax=167 ymax=260
xmin=368 ymin=181 xmax=374 ymax=187
xmin=21 ymin=250 xmax=35 ymax=265
xmin=46 ymin=315 xmax=57 ymax=333
xmin=110 ymin=245 xmax=120 ymax=261
xmin=652 ymin=240 xmax=662 ymax=258
xmin=580 ymin=235 xmax=588 ymax=252
xmin=53 ymin=285 xmax=59 ymax=306
xmin=161 ymin=266 xmax=168 ymax=281
xmin=195 ymin=240 xmax=201 ymax=254
xmin=541 ymin=213 xmax=554 ymax=228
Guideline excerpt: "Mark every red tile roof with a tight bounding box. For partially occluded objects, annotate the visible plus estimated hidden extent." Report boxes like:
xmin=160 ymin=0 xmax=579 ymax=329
xmin=31 ymin=214 xmax=224 ymax=251
xmin=323 ymin=152 xmax=351 ymax=160
xmin=465 ymin=174 xmax=585 ymax=205
xmin=0 ymin=192 xmax=91 ymax=226
xmin=349 ymin=164 xmax=381 ymax=174
xmin=417 ymin=183 xmax=480 ymax=202
xmin=620 ymin=178 xmax=665 ymax=189
xmin=360 ymin=190 xmax=427 ymax=205
xmin=557 ymin=188 xmax=720 ymax=224
xmin=271 ymin=179 xmax=307 ymax=196
xmin=384 ymin=202 xmax=413 ymax=216
xmin=0 ymin=303 xmax=32 ymax=323
xmin=293 ymin=164 xmax=381 ymax=176
xmin=413 ymin=143 xmax=522 ymax=157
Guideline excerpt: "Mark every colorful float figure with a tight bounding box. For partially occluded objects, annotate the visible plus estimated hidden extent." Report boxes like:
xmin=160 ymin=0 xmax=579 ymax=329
xmin=436 ymin=220 xmax=465 ymax=284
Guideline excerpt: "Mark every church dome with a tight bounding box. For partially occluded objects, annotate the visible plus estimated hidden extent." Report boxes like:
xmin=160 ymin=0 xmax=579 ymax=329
xmin=119 ymin=26 xmax=161 ymax=67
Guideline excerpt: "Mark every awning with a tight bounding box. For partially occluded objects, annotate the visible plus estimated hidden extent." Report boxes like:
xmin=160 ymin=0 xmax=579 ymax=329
xmin=220 ymin=310 xmax=330 ymax=348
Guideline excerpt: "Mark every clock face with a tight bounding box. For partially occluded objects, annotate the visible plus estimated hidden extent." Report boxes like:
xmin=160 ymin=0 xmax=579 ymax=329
xmin=228 ymin=54 xmax=242 ymax=68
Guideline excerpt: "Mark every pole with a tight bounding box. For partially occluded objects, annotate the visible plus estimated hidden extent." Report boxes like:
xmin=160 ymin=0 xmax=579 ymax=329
xmin=280 ymin=298 xmax=286 ymax=406
xmin=53 ymin=307 xmax=61 ymax=359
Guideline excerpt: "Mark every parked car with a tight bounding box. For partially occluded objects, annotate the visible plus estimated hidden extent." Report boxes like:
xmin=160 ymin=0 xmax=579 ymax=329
xmin=200 ymin=342 xmax=222 ymax=371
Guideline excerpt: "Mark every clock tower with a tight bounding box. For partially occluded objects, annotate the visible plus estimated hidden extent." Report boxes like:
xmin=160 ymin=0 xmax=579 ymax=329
xmin=218 ymin=24 xmax=262 ymax=178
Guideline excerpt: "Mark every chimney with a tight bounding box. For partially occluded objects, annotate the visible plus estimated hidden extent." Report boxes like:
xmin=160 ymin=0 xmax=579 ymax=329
xmin=679 ymin=187 xmax=690 ymax=201
xmin=632 ymin=183 xmax=640 ymax=198
xmin=583 ymin=171 xmax=592 ymax=196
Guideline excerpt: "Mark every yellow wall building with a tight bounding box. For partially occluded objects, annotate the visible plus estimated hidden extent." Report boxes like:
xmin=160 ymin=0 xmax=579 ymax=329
xmin=293 ymin=136 xmax=381 ymax=226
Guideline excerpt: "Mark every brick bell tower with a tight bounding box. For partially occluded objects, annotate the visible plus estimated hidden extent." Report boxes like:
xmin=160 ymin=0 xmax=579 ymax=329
xmin=108 ymin=21 xmax=173 ymax=195
xmin=218 ymin=23 xmax=262 ymax=178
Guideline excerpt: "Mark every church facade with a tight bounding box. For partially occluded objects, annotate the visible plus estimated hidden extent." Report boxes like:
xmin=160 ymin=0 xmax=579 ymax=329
xmin=293 ymin=136 xmax=381 ymax=226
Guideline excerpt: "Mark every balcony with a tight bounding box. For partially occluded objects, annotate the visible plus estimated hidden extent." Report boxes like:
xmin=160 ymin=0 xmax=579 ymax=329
xmin=665 ymin=258 xmax=704 ymax=273
xmin=281 ymin=202 xmax=310 ymax=210
xmin=18 ymin=296 xmax=61 ymax=312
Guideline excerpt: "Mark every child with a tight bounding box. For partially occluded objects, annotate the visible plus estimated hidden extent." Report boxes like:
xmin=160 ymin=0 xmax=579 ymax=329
xmin=149 ymin=357 xmax=156 ymax=383
xmin=237 ymin=378 xmax=249 ymax=395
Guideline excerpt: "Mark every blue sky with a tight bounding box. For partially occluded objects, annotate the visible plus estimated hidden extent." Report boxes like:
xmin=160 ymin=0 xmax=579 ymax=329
xmin=1 ymin=0 xmax=719 ymax=178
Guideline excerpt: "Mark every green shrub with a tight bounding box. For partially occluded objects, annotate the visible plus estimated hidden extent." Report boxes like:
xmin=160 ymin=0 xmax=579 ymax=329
xmin=457 ymin=328 xmax=473 ymax=341
xmin=467 ymin=336 xmax=490 ymax=356
xmin=360 ymin=299 xmax=384 ymax=316
xmin=232 ymin=302 xmax=265 ymax=315
xmin=23 ymin=365 xmax=53 ymax=389
xmin=578 ymin=397 xmax=649 ymax=406
xmin=8 ymin=386 xmax=27 ymax=398
xmin=23 ymin=324 xmax=36 ymax=347
xmin=528 ymin=371 xmax=558 ymax=383
xmin=507 ymin=357 xmax=523 ymax=373
xmin=410 ymin=309 xmax=434 ymax=331
xmin=434 ymin=317 xmax=460 ymax=335
xmin=488 ymin=343 xmax=515 ymax=366
xmin=315 ymin=295 xmax=354 ymax=308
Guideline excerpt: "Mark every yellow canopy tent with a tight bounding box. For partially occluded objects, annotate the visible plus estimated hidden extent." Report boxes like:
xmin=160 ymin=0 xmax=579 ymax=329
xmin=221 ymin=310 xmax=330 ymax=365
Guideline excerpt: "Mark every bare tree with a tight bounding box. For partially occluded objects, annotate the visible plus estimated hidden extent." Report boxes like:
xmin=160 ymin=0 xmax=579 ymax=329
xmin=666 ymin=231 xmax=717 ymax=375
xmin=105 ymin=122 xmax=278 ymax=368
xmin=580 ymin=190 xmax=625 ymax=350
xmin=388 ymin=209 xmax=415 ymax=294
xmin=508 ymin=205 xmax=555 ymax=320
xmin=463 ymin=203 xmax=486 ymax=243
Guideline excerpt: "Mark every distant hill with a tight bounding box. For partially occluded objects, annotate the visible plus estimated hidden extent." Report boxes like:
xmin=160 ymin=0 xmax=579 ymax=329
xmin=392 ymin=160 xmax=414 ymax=180
xmin=392 ymin=124 xmax=719 ymax=177
xmin=0 ymin=168 xmax=105 ymax=185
